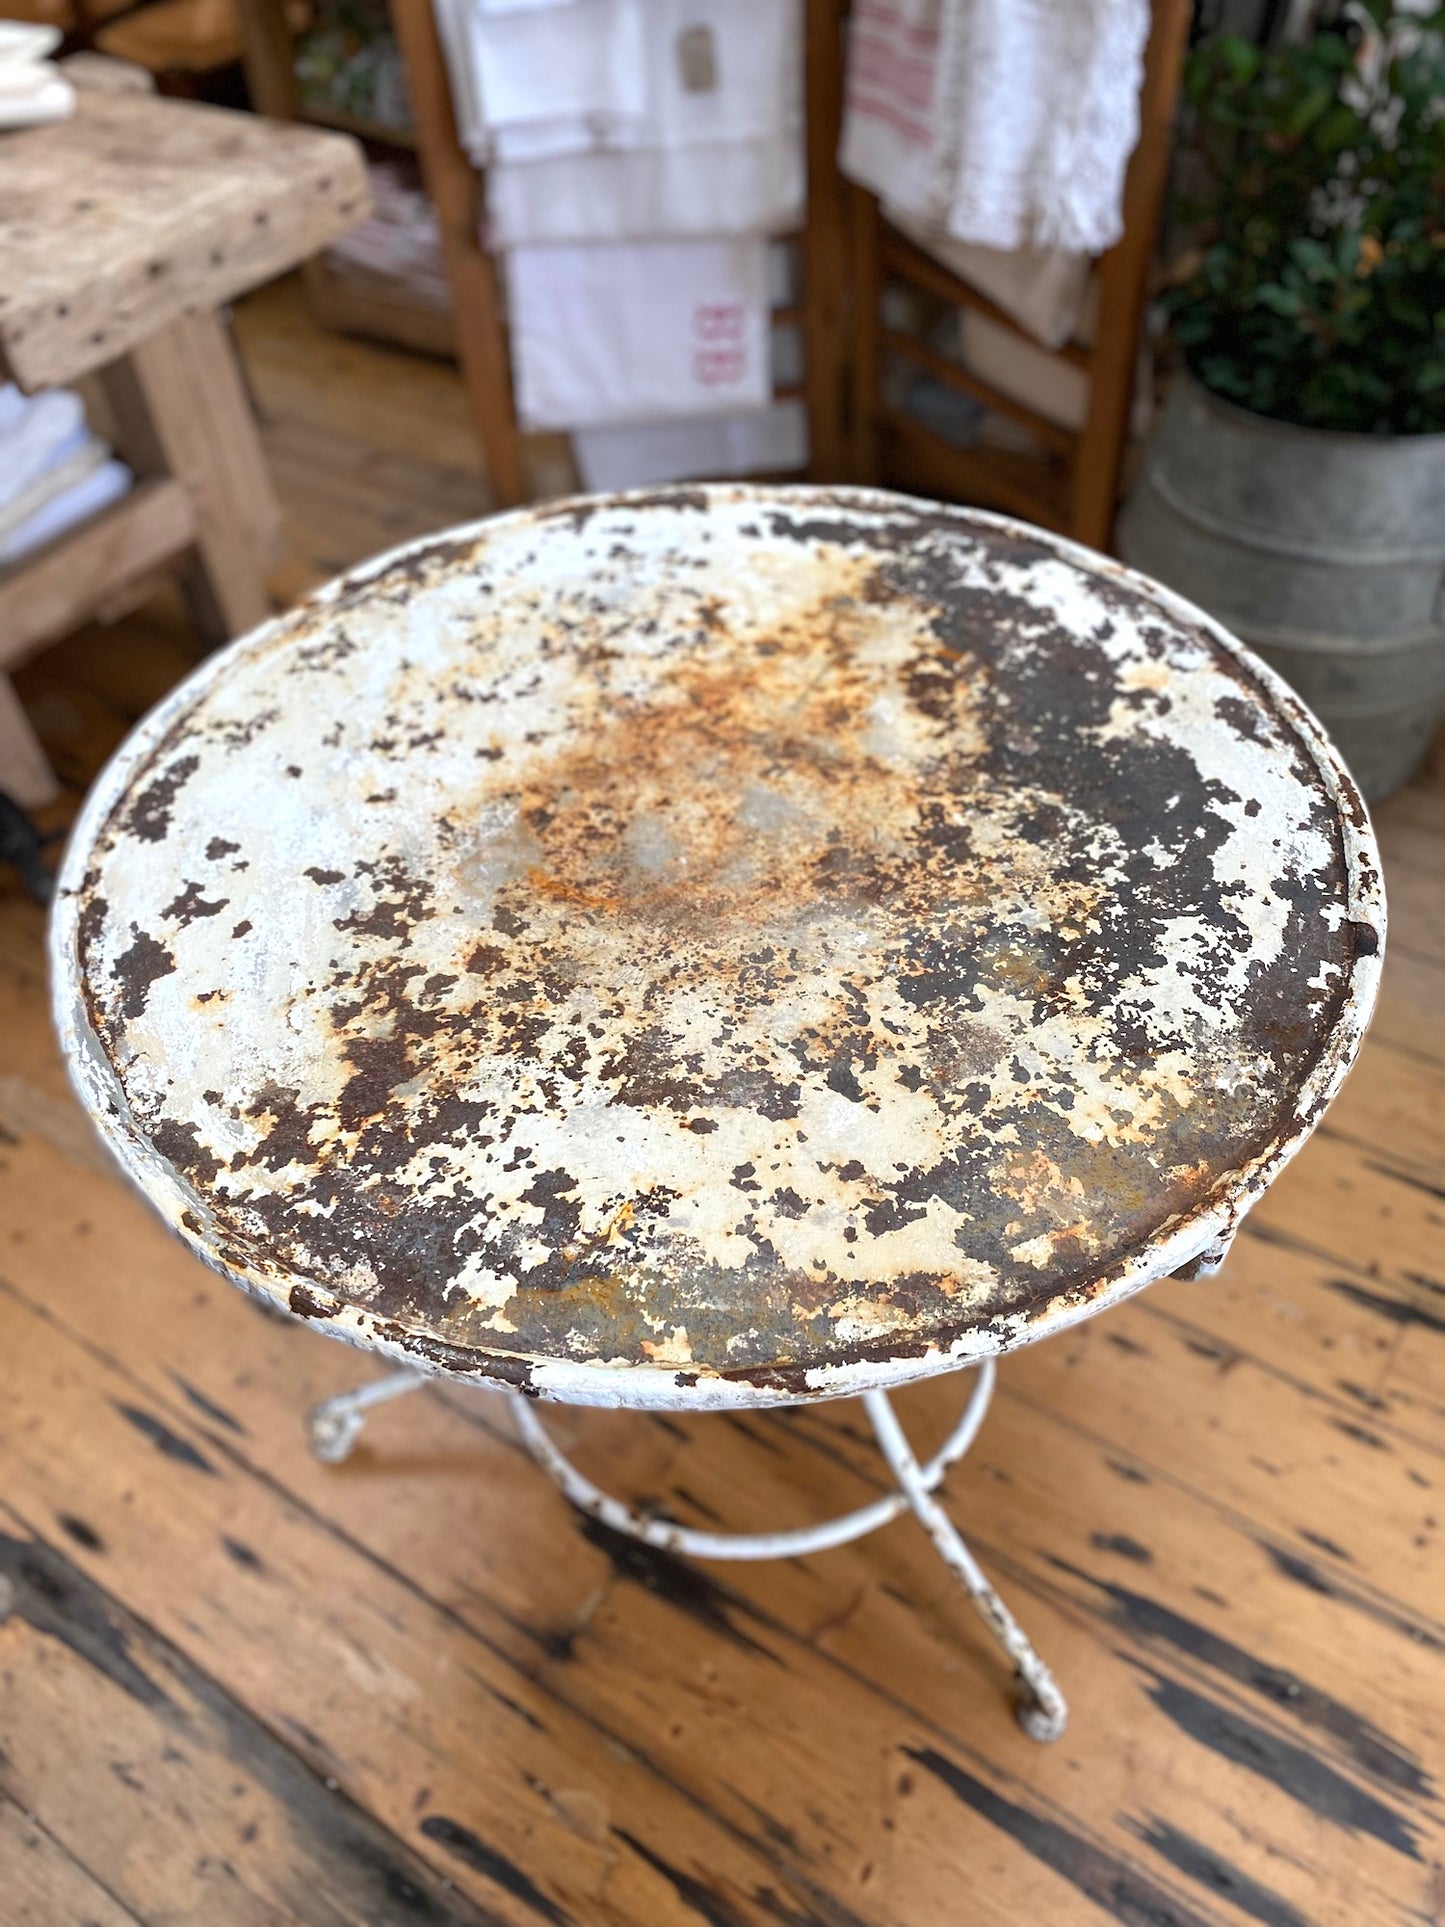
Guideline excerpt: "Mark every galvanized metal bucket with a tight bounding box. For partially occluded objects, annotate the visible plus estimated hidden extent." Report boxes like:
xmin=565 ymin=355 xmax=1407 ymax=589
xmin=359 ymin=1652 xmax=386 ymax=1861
xmin=1119 ymin=373 xmax=1445 ymax=799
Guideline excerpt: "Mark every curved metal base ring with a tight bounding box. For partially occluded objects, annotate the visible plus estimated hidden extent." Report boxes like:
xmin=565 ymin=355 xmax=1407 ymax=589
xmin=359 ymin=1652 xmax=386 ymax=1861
xmin=306 ymin=1359 xmax=1067 ymax=1740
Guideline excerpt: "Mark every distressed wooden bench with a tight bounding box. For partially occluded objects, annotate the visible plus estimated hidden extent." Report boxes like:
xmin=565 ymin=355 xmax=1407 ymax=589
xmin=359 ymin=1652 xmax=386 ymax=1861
xmin=0 ymin=82 xmax=367 ymax=805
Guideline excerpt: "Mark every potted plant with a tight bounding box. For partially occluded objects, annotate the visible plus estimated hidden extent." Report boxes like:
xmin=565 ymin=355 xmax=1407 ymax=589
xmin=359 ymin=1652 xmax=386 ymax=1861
xmin=1120 ymin=2 xmax=1445 ymax=798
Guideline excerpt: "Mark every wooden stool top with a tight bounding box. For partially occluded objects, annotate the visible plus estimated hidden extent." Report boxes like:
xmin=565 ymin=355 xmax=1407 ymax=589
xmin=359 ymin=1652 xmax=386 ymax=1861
xmin=0 ymin=88 xmax=367 ymax=389
xmin=52 ymin=487 xmax=1384 ymax=1409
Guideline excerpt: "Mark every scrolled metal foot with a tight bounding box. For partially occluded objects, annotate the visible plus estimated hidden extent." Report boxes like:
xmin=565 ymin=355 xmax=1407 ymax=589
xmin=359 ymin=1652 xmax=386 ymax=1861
xmin=307 ymin=1369 xmax=427 ymax=1464
xmin=308 ymin=1400 xmax=368 ymax=1464
xmin=1015 ymin=1676 xmax=1069 ymax=1744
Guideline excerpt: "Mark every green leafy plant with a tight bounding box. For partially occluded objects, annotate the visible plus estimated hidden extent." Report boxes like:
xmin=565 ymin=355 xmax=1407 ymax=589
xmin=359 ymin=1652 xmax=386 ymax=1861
xmin=1164 ymin=2 xmax=1445 ymax=433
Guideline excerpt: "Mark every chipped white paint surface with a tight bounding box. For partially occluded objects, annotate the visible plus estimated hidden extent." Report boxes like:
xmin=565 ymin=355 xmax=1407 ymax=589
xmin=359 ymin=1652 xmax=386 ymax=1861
xmin=51 ymin=488 xmax=1384 ymax=1408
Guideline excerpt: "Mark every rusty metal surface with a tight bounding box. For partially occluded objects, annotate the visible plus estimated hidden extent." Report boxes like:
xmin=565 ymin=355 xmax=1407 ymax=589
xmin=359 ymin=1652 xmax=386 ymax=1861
xmin=51 ymin=487 xmax=1385 ymax=1409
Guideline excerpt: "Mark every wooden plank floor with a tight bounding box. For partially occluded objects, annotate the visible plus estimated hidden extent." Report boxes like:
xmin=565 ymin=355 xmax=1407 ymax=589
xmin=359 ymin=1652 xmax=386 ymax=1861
xmin=2 ymin=275 xmax=1442 ymax=1927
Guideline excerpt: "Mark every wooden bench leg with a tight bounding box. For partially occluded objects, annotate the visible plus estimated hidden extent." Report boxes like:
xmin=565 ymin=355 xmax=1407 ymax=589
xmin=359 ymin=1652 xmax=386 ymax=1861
xmin=0 ymin=676 xmax=59 ymax=811
xmin=100 ymin=310 xmax=282 ymax=647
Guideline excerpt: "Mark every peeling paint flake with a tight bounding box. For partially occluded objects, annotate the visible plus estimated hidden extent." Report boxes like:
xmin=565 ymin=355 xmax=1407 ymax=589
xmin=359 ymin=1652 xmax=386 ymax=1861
xmin=51 ymin=487 xmax=1384 ymax=1410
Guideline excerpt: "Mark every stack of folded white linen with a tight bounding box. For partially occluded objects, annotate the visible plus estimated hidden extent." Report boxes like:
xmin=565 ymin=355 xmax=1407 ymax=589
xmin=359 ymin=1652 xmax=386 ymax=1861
xmin=326 ymin=162 xmax=452 ymax=309
xmin=839 ymin=0 xmax=1149 ymax=354
xmin=435 ymin=0 xmax=807 ymax=487
xmin=0 ymin=385 xmax=133 ymax=568
xmin=0 ymin=21 xmax=75 ymax=130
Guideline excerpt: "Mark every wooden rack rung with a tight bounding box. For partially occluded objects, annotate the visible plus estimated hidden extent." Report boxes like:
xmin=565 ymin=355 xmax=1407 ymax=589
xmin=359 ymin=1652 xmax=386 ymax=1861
xmin=238 ymin=0 xmax=1188 ymax=541
xmin=880 ymin=326 xmax=1077 ymax=459
xmin=298 ymin=102 xmax=419 ymax=149
xmin=878 ymin=406 xmax=1070 ymax=533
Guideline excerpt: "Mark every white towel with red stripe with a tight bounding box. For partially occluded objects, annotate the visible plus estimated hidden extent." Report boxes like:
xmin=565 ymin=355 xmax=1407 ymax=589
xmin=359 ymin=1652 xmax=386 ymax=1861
xmin=841 ymin=0 xmax=954 ymax=232
xmin=841 ymin=0 xmax=1149 ymax=259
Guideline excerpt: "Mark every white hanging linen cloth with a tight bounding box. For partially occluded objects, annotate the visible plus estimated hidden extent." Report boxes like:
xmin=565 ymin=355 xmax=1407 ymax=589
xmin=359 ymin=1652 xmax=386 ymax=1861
xmin=954 ymin=0 xmax=1148 ymax=255
xmin=430 ymin=0 xmax=622 ymax=160
xmin=466 ymin=0 xmax=647 ymax=150
xmin=487 ymin=134 xmax=802 ymax=247
xmin=433 ymin=0 xmax=802 ymax=237
xmin=574 ymin=399 xmax=807 ymax=490
xmin=840 ymin=0 xmax=954 ymax=233
xmin=570 ymin=240 xmax=802 ymax=474
xmin=435 ymin=0 xmax=800 ymax=471
xmin=840 ymin=0 xmax=1149 ymax=330
xmin=433 ymin=0 xmax=484 ymax=154
xmin=499 ymin=0 xmax=799 ymax=154
xmin=507 ymin=239 xmax=772 ymax=430
xmin=884 ymin=209 xmax=1090 ymax=351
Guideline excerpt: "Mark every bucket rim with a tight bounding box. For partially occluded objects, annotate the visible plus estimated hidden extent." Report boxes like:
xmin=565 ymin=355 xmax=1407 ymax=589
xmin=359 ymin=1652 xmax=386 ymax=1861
xmin=1176 ymin=365 xmax=1445 ymax=452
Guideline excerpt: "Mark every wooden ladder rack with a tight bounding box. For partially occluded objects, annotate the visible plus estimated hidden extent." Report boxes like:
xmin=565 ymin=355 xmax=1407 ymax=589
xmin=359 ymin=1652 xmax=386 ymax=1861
xmin=244 ymin=0 xmax=1186 ymax=546
xmin=848 ymin=0 xmax=1192 ymax=550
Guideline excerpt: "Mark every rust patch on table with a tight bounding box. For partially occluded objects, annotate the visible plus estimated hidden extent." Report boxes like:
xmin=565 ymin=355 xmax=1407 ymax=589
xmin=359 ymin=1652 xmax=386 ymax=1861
xmin=52 ymin=487 xmax=1383 ymax=1404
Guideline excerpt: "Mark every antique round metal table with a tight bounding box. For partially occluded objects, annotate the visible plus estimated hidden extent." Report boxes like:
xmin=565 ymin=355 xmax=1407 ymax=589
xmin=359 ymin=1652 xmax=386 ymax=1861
xmin=51 ymin=486 xmax=1385 ymax=1740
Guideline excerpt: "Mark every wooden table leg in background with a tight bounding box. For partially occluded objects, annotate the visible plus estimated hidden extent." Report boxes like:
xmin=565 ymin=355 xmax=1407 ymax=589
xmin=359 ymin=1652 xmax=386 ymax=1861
xmin=389 ymin=0 xmax=527 ymax=508
xmin=101 ymin=309 xmax=282 ymax=646
xmin=0 ymin=474 xmax=199 ymax=810
xmin=0 ymin=676 xmax=60 ymax=810
xmin=802 ymin=0 xmax=852 ymax=484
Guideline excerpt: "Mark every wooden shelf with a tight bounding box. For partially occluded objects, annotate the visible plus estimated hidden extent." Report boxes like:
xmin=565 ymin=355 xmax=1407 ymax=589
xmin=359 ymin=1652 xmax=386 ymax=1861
xmin=308 ymin=252 xmax=455 ymax=358
xmin=0 ymin=478 xmax=197 ymax=671
xmin=297 ymin=99 xmax=417 ymax=149
xmin=238 ymin=6 xmax=446 ymax=360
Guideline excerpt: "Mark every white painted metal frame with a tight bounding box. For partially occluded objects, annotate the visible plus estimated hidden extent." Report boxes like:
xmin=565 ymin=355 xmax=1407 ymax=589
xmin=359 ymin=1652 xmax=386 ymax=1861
xmin=306 ymin=1360 xmax=1068 ymax=1741
xmin=51 ymin=495 xmax=1385 ymax=1421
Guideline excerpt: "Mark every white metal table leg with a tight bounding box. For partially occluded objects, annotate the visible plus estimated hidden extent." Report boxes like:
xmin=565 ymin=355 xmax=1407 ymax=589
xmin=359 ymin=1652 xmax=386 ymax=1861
xmin=304 ymin=1360 xmax=1068 ymax=1738
xmin=862 ymin=1387 xmax=1068 ymax=1741
xmin=307 ymin=1368 xmax=427 ymax=1463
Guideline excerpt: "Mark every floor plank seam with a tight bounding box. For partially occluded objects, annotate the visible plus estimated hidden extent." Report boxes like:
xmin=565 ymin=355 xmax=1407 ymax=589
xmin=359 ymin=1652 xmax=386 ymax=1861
xmin=0 ymin=1265 xmax=1246 ymax=1927
xmin=957 ymin=1540 xmax=1441 ymax=1830
xmin=1240 ymin=1217 xmax=1443 ymax=1296
xmin=0 ymin=1283 xmax=920 ymax=1925
xmin=992 ymin=1380 xmax=1445 ymax=1651
xmin=0 ymin=1501 xmax=520 ymax=1927
xmin=1131 ymin=1298 xmax=1445 ymax=1463
xmin=0 ymin=1782 xmax=151 ymax=1927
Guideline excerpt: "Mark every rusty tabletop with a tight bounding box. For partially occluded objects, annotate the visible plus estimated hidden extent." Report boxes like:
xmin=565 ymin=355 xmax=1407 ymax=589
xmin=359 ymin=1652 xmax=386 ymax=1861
xmin=51 ymin=487 xmax=1385 ymax=1409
